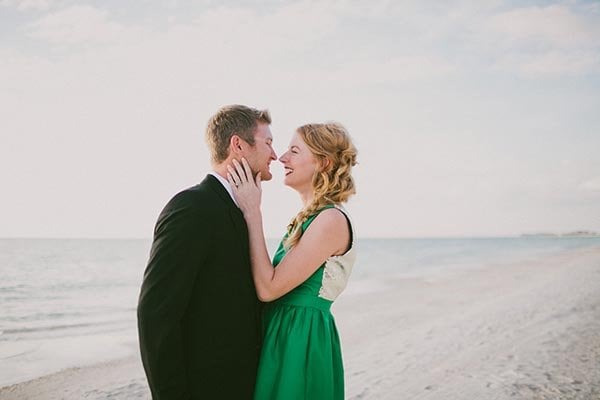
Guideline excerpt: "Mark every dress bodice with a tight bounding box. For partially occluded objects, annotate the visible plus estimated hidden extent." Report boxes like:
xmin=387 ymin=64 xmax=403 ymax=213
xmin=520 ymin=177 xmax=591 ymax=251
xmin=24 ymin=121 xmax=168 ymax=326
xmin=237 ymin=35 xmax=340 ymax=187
xmin=273 ymin=205 xmax=356 ymax=302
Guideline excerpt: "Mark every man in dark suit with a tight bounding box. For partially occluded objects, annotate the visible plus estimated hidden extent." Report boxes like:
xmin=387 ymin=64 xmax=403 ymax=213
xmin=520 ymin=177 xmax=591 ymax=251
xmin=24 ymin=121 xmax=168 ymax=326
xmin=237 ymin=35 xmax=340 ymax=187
xmin=137 ymin=105 xmax=277 ymax=399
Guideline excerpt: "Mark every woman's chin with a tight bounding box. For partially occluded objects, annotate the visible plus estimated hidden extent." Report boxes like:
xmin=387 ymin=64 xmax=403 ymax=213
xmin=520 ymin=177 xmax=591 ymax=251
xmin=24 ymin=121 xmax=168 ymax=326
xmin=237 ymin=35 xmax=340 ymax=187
xmin=283 ymin=175 xmax=294 ymax=188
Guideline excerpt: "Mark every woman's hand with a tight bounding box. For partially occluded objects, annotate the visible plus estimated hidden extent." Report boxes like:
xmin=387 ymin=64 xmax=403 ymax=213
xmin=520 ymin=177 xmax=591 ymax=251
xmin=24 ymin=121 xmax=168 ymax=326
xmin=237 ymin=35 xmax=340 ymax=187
xmin=227 ymin=158 xmax=262 ymax=217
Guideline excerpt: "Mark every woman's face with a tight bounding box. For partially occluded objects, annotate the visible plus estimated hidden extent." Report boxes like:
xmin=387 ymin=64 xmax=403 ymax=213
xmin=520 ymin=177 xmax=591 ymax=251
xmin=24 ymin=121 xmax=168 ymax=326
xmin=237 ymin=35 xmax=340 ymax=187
xmin=279 ymin=131 xmax=319 ymax=191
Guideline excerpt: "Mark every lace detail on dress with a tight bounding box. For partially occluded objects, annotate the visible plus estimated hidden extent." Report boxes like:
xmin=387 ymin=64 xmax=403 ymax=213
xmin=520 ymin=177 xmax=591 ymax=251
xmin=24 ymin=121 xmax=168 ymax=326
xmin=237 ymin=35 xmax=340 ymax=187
xmin=318 ymin=206 xmax=356 ymax=301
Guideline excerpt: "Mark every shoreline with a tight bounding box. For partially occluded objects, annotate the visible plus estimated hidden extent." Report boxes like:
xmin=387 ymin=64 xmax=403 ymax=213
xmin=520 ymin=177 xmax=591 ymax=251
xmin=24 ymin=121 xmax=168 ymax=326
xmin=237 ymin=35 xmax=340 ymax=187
xmin=2 ymin=245 xmax=600 ymax=399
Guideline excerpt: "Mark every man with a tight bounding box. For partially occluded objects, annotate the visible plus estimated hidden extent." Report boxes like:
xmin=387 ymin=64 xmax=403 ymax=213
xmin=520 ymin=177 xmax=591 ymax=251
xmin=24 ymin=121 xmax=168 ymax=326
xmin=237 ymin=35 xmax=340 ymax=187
xmin=137 ymin=105 xmax=277 ymax=399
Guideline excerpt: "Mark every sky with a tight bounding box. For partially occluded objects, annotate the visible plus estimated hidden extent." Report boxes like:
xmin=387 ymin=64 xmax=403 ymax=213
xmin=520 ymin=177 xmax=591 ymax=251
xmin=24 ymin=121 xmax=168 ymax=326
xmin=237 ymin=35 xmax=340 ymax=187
xmin=1 ymin=0 xmax=599 ymax=238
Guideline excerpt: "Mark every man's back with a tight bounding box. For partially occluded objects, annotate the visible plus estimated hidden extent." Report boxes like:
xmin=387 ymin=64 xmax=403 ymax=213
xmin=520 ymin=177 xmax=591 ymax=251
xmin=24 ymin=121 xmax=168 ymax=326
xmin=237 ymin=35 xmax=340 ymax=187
xmin=138 ymin=175 xmax=261 ymax=399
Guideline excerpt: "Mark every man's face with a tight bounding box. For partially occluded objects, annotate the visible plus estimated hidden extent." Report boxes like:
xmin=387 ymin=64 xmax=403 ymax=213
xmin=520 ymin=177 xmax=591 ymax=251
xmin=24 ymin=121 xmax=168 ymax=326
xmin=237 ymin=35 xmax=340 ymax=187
xmin=244 ymin=122 xmax=277 ymax=181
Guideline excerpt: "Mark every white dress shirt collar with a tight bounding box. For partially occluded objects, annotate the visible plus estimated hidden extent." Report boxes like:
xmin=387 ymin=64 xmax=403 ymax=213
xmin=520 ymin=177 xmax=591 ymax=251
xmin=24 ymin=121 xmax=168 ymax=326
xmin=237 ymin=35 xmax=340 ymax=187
xmin=209 ymin=171 xmax=239 ymax=207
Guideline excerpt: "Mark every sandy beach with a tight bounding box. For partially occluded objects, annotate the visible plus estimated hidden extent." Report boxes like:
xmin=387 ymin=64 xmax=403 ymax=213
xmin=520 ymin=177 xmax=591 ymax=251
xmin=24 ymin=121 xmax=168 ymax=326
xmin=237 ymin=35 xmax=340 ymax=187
xmin=2 ymin=245 xmax=599 ymax=400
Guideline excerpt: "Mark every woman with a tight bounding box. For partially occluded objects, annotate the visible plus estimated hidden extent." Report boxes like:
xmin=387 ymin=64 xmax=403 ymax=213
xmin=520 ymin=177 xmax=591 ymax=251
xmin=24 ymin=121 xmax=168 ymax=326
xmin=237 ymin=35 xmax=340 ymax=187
xmin=227 ymin=122 xmax=358 ymax=400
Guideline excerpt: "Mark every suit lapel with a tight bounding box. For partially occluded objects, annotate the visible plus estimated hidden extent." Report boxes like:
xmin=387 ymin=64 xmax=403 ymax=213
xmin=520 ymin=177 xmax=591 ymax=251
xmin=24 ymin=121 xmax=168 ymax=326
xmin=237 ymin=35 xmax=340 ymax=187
xmin=203 ymin=174 xmax=237 ymax=208
xmin=229 ymin=208 xmax=249 ymax=252
xmin=203 ymin=175 xmax=249 ymax=251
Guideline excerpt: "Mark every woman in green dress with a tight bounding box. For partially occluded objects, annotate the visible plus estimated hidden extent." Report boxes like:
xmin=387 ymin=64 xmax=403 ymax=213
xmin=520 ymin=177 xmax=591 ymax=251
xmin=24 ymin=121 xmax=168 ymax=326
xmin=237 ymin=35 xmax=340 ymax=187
xmin=227 ymin=122 xmax=358 ymax=400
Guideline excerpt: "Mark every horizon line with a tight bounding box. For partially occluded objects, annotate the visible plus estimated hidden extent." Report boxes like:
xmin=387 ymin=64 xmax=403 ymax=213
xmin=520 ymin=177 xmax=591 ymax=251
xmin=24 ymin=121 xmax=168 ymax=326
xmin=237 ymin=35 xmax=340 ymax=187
xmin=2 ymin=234 xmax=599 ymax=241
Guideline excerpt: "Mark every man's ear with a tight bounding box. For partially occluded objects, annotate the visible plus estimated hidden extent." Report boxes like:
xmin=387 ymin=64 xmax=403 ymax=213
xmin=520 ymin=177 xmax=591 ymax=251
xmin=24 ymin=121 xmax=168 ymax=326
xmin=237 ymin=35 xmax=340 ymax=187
xmin=230 ymin=135 xmax=245 ymax=156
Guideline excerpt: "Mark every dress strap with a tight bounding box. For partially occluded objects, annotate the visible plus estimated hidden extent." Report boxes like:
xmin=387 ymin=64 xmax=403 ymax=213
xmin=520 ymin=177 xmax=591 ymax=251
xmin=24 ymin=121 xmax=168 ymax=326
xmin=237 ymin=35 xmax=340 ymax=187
xmin=332 ymin=205 xmax=354 ymax=249
xmin=300 ymin=204 xmax=336 ymax=232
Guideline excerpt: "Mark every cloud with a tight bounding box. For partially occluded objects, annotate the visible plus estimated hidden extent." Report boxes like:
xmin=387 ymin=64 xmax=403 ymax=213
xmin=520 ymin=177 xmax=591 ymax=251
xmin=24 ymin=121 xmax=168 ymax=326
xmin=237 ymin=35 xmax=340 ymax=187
xmin=0 ymin=0 xmax=60 ymax=11
xmin=321 ymin=55 xmax=456 ymax=86
xmin=493 ymin=50 xmax=600 ymax=77
xmin=580 ymin=177 xmax=600 ymax=193
xmin=25 ymin=5 xmax=128 ymax=45
xmin=188 ymin=2 xmax=340 ymax=53
xmin=471 ymin=4 xmax=600 ymax=78
xmin=2 ymin=1 xmax=600 ymax=236
xmin=487 ymin=5 xmax=598 ymax=48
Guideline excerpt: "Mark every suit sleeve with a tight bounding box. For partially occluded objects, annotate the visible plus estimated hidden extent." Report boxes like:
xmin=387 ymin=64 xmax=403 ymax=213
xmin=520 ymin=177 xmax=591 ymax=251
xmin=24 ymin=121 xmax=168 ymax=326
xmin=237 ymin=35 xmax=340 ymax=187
xmin=137 ymin=193 xmax=211 ymax=400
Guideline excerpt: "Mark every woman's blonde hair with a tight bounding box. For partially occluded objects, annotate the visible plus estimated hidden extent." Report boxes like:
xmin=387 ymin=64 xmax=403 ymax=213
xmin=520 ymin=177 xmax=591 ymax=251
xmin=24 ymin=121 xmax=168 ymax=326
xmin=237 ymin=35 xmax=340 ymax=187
xmin=284 ymin=122 xmax=358 ymax=249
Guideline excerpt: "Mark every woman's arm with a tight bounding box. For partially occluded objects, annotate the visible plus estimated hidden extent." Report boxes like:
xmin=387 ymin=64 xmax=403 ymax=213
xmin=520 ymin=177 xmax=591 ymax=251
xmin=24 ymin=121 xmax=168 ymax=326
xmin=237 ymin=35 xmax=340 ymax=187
xmin=228 ymin=159 xmax=349 ymax=302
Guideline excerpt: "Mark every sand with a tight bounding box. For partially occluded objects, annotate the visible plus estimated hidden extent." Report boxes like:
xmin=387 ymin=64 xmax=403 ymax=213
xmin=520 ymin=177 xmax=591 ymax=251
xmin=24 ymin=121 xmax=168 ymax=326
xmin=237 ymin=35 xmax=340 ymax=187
xmin=2 ymin=245 xmax=599 ymax=399
xmin=0 ymin=357 xmax=149 ymax=399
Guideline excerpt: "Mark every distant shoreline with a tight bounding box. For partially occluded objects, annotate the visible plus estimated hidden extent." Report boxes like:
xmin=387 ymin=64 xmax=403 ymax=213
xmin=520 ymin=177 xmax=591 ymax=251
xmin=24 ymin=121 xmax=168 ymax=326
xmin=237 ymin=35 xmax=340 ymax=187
xmin=521 ymin=231 xmax=600 ymax=238
xmin=2 ymin=235 xmax=600 ymax=240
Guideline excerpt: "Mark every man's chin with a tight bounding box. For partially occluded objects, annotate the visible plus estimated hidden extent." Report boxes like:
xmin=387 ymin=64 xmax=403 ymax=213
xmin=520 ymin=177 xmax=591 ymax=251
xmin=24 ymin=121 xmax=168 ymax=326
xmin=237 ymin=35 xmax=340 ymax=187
xmin=261 ymin=171 xmax=273 ymax=181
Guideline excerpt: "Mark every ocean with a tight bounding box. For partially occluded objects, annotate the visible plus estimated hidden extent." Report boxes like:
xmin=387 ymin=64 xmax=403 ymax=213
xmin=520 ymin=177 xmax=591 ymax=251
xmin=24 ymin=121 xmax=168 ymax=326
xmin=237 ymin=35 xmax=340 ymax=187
xmin=1 ymin=237 xmax=600 ymax=387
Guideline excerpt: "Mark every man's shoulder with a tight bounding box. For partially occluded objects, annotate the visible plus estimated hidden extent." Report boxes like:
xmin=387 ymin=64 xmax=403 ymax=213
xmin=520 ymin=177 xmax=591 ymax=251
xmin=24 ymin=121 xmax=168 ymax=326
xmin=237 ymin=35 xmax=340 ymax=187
xmin=167 ymin=184 xmax=209 ymax=208
xmin=176 ymin=183 xmax=208 ymax=198
xmin=164 ymin=177 xmax=224 ymax=212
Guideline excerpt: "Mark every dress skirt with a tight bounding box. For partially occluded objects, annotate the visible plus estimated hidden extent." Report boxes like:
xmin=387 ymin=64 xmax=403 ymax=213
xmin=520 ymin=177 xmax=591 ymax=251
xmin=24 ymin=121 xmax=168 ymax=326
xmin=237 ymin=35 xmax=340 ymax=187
xmin=253 ymin=293 xmax=344 ymax=400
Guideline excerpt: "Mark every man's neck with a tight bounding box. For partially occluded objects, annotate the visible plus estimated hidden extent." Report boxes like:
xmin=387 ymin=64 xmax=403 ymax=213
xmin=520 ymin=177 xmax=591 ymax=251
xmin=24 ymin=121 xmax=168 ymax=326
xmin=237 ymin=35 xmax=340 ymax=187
xmin=212 ymin=162 xmax=231 ymax=180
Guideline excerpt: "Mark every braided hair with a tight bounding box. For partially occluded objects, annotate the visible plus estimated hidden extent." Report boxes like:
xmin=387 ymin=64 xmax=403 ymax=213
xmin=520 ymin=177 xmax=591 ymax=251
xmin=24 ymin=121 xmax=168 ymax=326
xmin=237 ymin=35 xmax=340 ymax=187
xmin=284 ymin=122 xmax=358 ymax=249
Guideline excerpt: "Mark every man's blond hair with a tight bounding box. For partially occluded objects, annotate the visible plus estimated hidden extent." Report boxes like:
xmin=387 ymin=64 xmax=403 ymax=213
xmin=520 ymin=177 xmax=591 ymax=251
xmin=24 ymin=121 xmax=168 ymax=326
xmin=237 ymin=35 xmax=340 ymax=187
xmin=205 ymin=105 xmax=271 ymax=164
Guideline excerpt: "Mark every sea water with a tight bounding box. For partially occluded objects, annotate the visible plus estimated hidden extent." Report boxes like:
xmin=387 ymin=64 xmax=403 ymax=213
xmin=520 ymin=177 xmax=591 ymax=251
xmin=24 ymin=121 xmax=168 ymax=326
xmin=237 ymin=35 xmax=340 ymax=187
xmin=1 ymin=237 xmax=599 ymax=386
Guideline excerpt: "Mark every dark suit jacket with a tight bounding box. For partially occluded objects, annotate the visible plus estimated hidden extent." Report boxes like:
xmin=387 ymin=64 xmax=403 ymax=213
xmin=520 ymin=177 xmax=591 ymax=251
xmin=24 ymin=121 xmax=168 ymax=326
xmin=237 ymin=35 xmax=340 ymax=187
xmin=137 ymin=175 xmax=261 ymax=400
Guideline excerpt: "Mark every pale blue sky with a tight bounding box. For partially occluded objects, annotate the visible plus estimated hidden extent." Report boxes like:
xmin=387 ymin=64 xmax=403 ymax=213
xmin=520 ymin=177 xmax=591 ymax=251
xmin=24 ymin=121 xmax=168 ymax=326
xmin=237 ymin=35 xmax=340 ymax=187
xmin=1 ymin=0 xmax=599 ymax=238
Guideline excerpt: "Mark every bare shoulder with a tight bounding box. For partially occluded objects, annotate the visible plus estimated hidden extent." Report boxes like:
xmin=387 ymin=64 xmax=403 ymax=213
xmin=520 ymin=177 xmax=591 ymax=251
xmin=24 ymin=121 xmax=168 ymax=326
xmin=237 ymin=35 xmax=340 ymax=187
xmin=304 ymin=207 xmax=349 ymax=238
xmin=315 ymin=207 xmax=348 ymax=225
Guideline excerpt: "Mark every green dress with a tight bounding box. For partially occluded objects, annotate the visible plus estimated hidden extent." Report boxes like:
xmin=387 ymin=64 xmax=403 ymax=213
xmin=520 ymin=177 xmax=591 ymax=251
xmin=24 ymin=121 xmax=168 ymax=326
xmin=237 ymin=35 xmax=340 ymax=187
xmin=254 ymin=205 xmax=356 ymax=400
